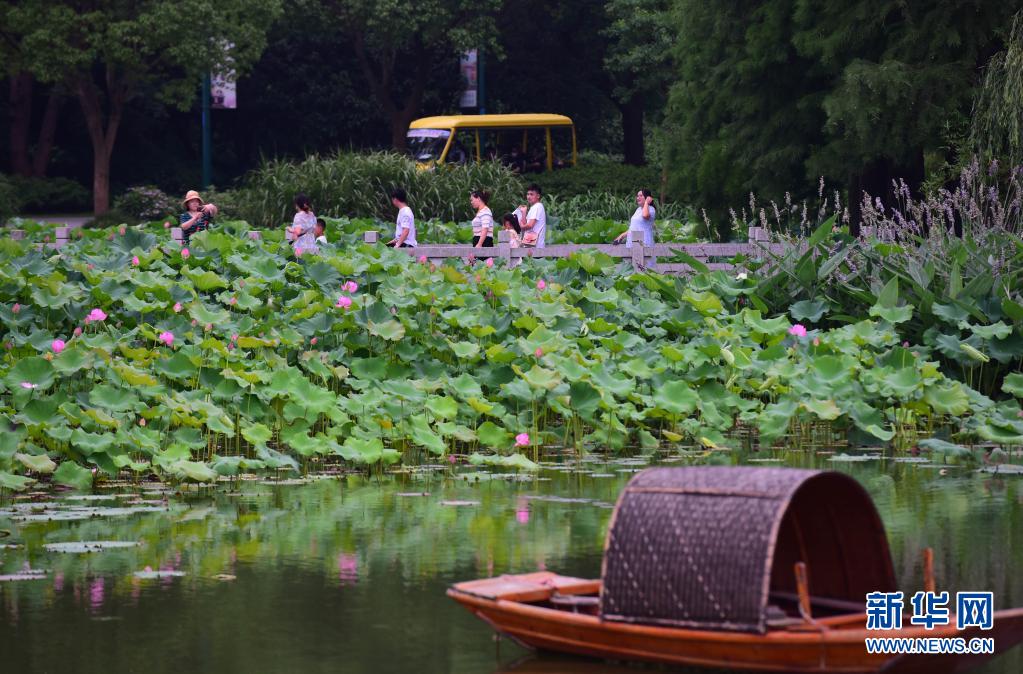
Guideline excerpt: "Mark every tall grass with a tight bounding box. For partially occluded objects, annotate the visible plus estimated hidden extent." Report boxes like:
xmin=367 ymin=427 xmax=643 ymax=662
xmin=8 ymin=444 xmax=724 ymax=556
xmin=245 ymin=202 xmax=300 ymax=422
xmin=239 ymin=152 xmax=525 ymax=226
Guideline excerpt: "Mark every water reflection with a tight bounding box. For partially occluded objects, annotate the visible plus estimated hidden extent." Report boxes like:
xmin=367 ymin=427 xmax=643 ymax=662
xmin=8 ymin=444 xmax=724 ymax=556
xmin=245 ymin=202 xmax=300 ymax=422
xmin=0 ymin=455 xmax=1020 ymax=673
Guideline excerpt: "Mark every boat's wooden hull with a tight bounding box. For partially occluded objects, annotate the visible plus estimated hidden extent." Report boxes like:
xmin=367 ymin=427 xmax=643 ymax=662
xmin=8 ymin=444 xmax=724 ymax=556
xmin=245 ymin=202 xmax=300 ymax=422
xmin=449 ymin=577 xmax=1023 ymax=673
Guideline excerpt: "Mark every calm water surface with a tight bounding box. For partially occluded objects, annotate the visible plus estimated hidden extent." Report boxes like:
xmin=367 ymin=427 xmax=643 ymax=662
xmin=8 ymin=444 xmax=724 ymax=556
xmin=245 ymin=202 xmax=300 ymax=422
xmin=1 ymin=453 xmax=1021 ymax=674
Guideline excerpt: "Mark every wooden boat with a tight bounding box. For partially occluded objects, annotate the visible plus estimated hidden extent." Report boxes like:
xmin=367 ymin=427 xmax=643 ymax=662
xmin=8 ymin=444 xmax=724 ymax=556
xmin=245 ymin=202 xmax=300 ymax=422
xmin=448 ymin=467 xmax=1023 ymax=673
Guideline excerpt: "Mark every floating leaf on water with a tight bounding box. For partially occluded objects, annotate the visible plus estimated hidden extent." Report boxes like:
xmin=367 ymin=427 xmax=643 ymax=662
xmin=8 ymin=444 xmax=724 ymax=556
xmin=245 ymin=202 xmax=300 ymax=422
xmin=395 ymin=492 xmax=430 ymax=497
xmin=43 ymin=541 xmax=141 ymax=553
xmin=827 ymin=454 xmax=882 ymax=463
xmin=0 ymin=571 xmax=47 ymax=582
xmin=63 ymin=494 xmax=119 ymax=502
xmin=588 ymin=473 xmax=616 ymax=478
xmin=213 ymin=574 xmax=236 ymax=581
xmin=977 ymin=464 xmax=1023 ymax=475
xmin=133 ymin=570 xmax=186 ymax=579
xmin=440 ymin=500 xmax=480 ymax=506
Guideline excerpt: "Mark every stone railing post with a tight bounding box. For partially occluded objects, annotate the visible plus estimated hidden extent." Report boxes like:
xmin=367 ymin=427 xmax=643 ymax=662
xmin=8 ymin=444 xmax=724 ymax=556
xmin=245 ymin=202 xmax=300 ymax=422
xmin=247 ymin=230 xmax=262 ymax=241
xmin=748 ymin=225 xmax=769 ymax=243
xmin=54 ymin=227 xmax=69 ymax=249
xmin=364 ymin=230 xmax=379 ymax=244
xmin=629 ymin=231 xmax=646 ymax=271
xmin=171 ymin=227 xmax=183 ymax=245
xmin=497 ymin=229 xmax=512 ymax=266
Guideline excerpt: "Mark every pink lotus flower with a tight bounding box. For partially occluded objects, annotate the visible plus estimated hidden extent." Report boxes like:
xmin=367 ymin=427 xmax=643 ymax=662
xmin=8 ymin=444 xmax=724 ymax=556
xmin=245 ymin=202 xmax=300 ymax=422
xmin=181 ymin=248 xmax=190 ymax=259
xmin=119 ymin=226 xmax=126 ymax=236
xmin=20 ymin=382 xmax=37 ymax=390
xmin=310 ymin=337 xmax=318 ymax=345
xmin=139 ymin=418 xmax=147 ymax=427
xmin=418 ymin=255 xmax=428 ymax=264
xmin=516 ymin=509 xmax=530 ymax=524
xmin=85 ymin=308 xmax=107 ymax=323
xmin=903 ymin=341 xmax=910 ymax=347
xmin=447 ymin=454 xmax=456 ymax=464
xmin=229 ymin=296 xmax=237 ymax=305
xmin=204 ymin=323 xmax=212 ymax=332
xmin=163 ymin=221 xmax=171 ymax=229
xmin=343 ymin=281 xmax=359 ymax=293
xmin=336 ymin=296 xmax=352 ymax=310
xmin=191 ymin=319 xmax=198 ymax=326
xmin=173 ymin=302 xmax=182 ymax=313
xmin=12 ymin=303 xmax=20 ymax=314
xmin=515 ymin=433 xmax=530 ymax=447
xmin=534 ymin=347 xmax=543 ymax=358
xmin=231 ymin=333 xmax=239 ymax=342
xmin=73 ymin=327 xmax=82 ymax=337
xmin=536 ymin=279 xmax=546 ymax=291
xmin=52 ymin=339 xmax=65 ymax=354
xmin=158 ymin=331 xmax=174 ymax=346
xmin=87 ymin=263 xmax=94 ymax=270
xmin=132 ymin=256 xmax=140 ymax=266
xmin=788 ymin=324 xmax=807 ymax=338
xmin=812 ymin=337 xmax=820 ymax=347
xmin=485 ymin=258 xmax=494 ymax=268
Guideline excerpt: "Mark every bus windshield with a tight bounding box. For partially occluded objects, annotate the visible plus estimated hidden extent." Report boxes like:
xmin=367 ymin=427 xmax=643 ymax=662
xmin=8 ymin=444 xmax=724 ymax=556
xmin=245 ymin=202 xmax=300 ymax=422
xmin=406 ymin=128 xmax=450 ymax=162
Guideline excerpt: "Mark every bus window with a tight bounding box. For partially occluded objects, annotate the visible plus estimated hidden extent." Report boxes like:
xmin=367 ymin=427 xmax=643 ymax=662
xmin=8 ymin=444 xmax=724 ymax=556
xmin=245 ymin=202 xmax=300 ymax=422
xmin=407 ymin=128 xmax=451 ymax=163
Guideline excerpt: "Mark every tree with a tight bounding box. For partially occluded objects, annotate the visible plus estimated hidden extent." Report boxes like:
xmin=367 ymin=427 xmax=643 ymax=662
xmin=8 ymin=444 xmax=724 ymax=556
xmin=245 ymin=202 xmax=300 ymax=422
xmin=602 ymin=0 xmax=673 ymax=165
xmin=971 ymin=10 xmax=1023 ymax=165
xmin=326 ymin=0 xmax=503 ymax=151
xmin=792 ymin=0 xmax=1015 ymax=231
xmin=664 ymin=0 xmax=1018 ymax=237
xmin=5 ymin=0 xmax=282 ymax=213
xmin=665 ymin=0 xmax=825 ymax=238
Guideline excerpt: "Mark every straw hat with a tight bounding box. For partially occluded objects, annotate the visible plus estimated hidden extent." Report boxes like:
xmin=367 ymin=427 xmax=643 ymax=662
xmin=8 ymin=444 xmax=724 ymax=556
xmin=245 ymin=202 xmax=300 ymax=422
xmin=182 ymin=190 xmax=204 ymax=207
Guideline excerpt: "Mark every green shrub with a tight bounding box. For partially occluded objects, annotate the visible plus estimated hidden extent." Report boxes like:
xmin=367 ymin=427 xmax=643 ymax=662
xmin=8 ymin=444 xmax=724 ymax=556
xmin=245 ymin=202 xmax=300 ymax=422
xmin=0 ymin=175 xmax=20 ymax=225
xmin=115 ymin=185 xmax=178 ymax=222
xmin=239 ymin=151 xmax=525 ymax=227
xmin=540 ymin=160 xmax=665 ymax=200
xmin=8 ymin=176 xmax=90 ymax=213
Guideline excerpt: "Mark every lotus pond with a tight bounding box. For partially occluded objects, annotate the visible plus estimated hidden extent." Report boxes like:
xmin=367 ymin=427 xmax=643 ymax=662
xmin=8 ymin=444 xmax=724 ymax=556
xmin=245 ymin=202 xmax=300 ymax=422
xmin=3 ymin=220 xmax=1023 ymax=490
xmin=1 ymin=455 xmax=1021 ymax=674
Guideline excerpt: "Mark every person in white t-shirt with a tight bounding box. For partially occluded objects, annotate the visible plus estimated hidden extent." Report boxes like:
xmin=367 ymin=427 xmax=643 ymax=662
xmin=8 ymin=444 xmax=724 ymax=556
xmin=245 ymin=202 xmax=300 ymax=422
xmin=614 ymin=189 xmax=656 ymax=248
xmin=386 ymin=188 xmax=417 ymax=248
xmin=515 ymin=183 xmax=547 ymax=247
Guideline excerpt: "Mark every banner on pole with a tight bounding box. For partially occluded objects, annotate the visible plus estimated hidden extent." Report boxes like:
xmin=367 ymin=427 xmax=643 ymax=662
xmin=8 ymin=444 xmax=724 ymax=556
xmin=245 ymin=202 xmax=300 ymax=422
xmin=211 ymin=42 xmax=237 ymax=109
xmin=459 ymin=50 xmax=478 ymax=109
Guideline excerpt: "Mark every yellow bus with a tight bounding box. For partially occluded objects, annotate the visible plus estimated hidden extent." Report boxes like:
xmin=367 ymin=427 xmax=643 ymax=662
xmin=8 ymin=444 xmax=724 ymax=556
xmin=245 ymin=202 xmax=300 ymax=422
xmin=407 ymin=114 xmax=577 ymax=171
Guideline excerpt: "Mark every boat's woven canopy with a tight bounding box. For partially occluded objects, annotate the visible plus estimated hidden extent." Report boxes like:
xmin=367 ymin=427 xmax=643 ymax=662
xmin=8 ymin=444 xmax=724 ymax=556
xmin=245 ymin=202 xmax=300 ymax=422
xmin=599 ymin=467 xmax=896 ymax=633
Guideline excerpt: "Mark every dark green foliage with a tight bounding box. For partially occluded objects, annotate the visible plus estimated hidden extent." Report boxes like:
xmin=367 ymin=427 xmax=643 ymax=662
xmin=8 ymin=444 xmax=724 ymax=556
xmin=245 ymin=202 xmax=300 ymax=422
xmin=541 ymin=161 xmax=664 ymax=201
xmin=7 ymin=177 xmax=90 ymax=214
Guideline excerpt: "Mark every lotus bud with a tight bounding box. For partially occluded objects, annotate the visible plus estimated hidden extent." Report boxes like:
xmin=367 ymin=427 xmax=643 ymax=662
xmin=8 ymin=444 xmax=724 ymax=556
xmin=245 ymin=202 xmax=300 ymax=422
xmin=310 ymin=337 xmax=318 ymax=345
xmin=419 ymin=255 xmax=427 ymax=264
xmin=536 ymin=279 xmax=546 ymax=291
xmin=139 ymin=418 xmax=147 ymax=427
xmin=812 ymin=337 xmax=820 ymax=347
xmin=73 ymin=327 xmax=82 ymax=337
xmin=119 ymin=226 xmax=126 ymax=235
xmin=205 ymin=323 xmax=212 ymax=332
xmin=515 ymin=433 xmax=530 ymax=447
xmin=52 ymin=339 xmax=65 ymax=354
xmin=231 ymin=334 xmax=239 ymax=342
xmin=12 ymin=303 xmax=20 ymax=314
xmin=132 ymin=256 xmax=140 ymax=266
xmin=181 ymin=248 xmax=190 ymax=259
xmin=485 ymin=258 xmax=494 ymax=268
xmin=230 ymin=296 xmax=237 ymax=306
xmin=534 ymin=348 xmax=543 ymax=358
xmin=163 ymin=221 xmax=171 ymax=229
xmin=191 ymin=319 xmax=198 ymax=327
xmin=173 ymin=302 xmax=182 ymax=313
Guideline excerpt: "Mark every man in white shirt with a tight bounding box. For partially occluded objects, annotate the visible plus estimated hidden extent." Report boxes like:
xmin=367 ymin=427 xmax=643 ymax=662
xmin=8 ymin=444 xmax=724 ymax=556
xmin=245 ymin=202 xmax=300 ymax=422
xmin=516 ymin=183 xmax=547 ymax=248
xmin=386 ymin=188 xmax=418 ymax=248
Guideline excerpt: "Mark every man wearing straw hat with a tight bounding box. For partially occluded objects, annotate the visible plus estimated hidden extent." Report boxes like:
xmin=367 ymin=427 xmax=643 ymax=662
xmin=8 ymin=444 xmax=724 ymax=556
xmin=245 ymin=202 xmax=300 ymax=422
xmin=179 ymin=190 xmax=218 ymax=247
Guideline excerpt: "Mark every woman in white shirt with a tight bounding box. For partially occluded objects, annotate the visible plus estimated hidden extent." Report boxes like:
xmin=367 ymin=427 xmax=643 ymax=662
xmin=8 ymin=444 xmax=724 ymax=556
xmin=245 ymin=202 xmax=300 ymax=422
xmin=614 ymin=189 xmax=656 ymax=248
xmin=290 ymin=193 xmax=318 ymax=250
xmin=470 ymin=189 xmax=494 ymax=250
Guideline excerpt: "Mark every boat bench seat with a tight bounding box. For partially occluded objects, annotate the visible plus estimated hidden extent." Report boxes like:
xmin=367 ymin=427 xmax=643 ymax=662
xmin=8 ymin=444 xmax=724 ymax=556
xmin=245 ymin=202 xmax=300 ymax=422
xmin=452 ymin=572 xmax=601 ymax=602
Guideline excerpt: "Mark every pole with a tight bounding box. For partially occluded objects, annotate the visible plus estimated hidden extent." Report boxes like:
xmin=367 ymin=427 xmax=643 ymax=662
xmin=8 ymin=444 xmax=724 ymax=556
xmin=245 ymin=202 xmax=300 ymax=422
xmin=478 ymin=49 xmax=485 ymax=114
xmin=201 ymin=73 xmax=212 ymax=189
